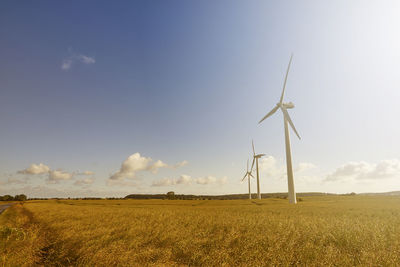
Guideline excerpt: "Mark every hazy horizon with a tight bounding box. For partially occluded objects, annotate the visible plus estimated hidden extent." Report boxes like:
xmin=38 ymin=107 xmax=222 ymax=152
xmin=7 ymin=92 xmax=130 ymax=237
xmin=2 ymin=0 xmax=400 ymax=198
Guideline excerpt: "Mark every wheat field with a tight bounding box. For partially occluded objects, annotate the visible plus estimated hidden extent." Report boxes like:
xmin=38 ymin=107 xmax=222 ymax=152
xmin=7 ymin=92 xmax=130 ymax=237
xmin=2 ymin=196 xmax=400 ymax=266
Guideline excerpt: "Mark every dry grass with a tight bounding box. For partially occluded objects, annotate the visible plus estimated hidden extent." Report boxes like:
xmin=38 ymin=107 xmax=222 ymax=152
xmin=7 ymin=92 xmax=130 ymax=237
xmin=0 ymin=203 xmax=44 ymax=266
xmin=2 ymin=196 xmax=400 ymax=266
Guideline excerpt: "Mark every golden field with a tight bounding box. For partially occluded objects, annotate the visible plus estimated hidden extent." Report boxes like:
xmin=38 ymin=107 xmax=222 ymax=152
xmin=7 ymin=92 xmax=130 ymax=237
xmin=2 ymin=196 xmax=400 ymax=266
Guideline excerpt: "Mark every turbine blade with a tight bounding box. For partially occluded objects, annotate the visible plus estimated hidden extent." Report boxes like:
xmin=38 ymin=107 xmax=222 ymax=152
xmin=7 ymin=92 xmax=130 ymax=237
xmin=247 ymin=159 xmax=249 ymax=172
xmin=251 ymin=157 xmax=255 ymax=171
xmin=282 ymin=107 xmax=301 ymax=140
xmin=259 ymin=105 xmax=279 ymax=124
xmin=279 ymin=54 xmax=293 ymax=104
xmin=242 ymin=173 xmax=247 ymax=181
xmin=249 ymin=173 xmax=254 ymax=178
xmin=252 ymin=140 xmax=255 ymax=156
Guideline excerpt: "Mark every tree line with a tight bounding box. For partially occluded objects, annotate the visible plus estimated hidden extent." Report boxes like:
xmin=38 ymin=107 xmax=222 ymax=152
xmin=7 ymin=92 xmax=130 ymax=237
xmin=0 ymin=194 xmax=27 ymax=201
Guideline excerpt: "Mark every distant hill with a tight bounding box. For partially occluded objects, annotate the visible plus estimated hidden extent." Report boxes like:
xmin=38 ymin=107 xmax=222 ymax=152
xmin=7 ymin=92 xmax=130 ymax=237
xmin=124 ymin=192 xmax=334 ymax=200
xmin=359 ymin=191 xmax=400 ymax=196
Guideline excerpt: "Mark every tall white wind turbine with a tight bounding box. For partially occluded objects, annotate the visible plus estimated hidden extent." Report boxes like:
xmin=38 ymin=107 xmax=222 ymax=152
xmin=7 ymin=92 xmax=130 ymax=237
xmin=251 ymin=140 xmax=265 ymax=200
xmin=241 ymin=159 xmax=254 ymax=199
xmin=258 ymin=55 xmax=301 ymax=204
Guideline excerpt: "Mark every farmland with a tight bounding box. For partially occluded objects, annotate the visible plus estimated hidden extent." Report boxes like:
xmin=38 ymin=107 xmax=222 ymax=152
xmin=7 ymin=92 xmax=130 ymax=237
xmin=2 ymin=196 xmax=400 ymax=266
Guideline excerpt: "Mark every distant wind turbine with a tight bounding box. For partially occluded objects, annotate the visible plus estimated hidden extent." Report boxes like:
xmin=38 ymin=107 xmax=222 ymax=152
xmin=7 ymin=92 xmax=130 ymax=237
xmin=251 ymin=140 xmax=265 ymax=200
xmin=242 ymin=159 xmax=254 ymax=199
xmin=259 ymin=54 xmax=301 ymax=204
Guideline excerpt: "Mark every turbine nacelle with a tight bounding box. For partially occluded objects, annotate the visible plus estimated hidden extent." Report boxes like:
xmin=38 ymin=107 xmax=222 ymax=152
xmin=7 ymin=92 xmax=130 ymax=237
xmin=277 ymin=102 xmax=294 ymax=109
xmin=254 ymin=153 xmax=265 ymax=159
xmin=282 ymin=102 xmax=294 ymax=109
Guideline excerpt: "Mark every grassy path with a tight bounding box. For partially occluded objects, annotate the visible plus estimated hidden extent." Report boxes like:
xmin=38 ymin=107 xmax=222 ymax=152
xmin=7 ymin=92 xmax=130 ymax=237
xmin=0 ymin=203 xmax=78 ymax=266
xmin=0 ymin=204 xmax=13 ymax=215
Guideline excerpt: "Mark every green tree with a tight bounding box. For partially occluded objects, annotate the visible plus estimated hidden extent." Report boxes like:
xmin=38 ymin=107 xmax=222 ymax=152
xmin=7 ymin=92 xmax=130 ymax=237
xmin=166 ymin=191 xmax=175 ymax=200
xmin=14 ymin=194 xmax=27 ymax=201
xmin=0 ymin=195 xmax=14 ymax=201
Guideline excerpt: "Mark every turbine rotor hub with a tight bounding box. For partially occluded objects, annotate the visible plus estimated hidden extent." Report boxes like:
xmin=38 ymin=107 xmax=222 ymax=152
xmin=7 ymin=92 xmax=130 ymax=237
xmin=282 ymin=102 xmax=295 ymax=109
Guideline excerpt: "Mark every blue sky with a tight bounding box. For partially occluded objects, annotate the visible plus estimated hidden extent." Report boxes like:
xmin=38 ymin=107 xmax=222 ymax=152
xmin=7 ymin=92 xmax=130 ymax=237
xmin=2 ymin=1 xmax=400 ymax=197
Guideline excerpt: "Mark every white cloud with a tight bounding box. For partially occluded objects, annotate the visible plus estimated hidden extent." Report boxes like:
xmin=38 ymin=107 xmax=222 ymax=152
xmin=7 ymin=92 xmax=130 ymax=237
xmin=258 ymin=156 xmax=316 ymax=178
xmin=61 ymin=50 xmax=95 ymax=71
xmin=78 ymin=171 xmax=94 ymax=176
xmin=47 ymin=170 xmax=73 ymax=183
xmin=0 ymin=177 xmax=26 ymax=185
xmin=17 ymin=163 xmax=92 ymax=185
xmin=173 ymin=160 xmax=188 ymax=168
xmin=18 ymin=163 xmax=50 ymax=175
xmin=152 ymin=175 xmax=194 ymax=186
xmin=152 ymin=177 xmax=178 ymax=187
xmin=177 ymin=174 xmax=192 ymax=184
xmin=148 ymin=160 xmax=188 ymax=174
xmin=296 ymin=162 xmax=317 ymax=173
xmin=195 ymin=175 xmax=228 ymax=185
xmin=257 ymin=156 xmax=319 ymax=184
xmin=78 ymin=55 xmax=95 ymax=64
xmin=325 ymin=159 xmax=400 ymax=182
xmin=109 ymin=153 xmax=153 ymax=180
xmin=147 ymin=160 xmax=168 ymax=174
xmin=196 ymin=176 xmax=217 ymax=185
xmin=258 ymin=156 xmax=285 ymax=178
xmin=219 ymin=176 xmax=228 ymax=185
xmin=74 ymin=178 xmax=94 ymax=186
xmin=61 ymin=59 xmax=72 ymax=70
xmin=109 ymin=153 xmax=187 ymax=183
xmin=106 ymin=179 xmax=141 ymax=187
xmin=151 ymin=175 xmax=227 ymax=187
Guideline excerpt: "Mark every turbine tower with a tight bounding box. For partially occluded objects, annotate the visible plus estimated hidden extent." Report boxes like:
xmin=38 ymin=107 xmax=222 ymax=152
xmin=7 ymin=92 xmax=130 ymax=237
xmin=259 ymin=54 xmax=301 ymax=204
xmin=241 ymin=159 xmax=254 ymax=199
xmin=251 ymin=140 xmax=265 ymax=200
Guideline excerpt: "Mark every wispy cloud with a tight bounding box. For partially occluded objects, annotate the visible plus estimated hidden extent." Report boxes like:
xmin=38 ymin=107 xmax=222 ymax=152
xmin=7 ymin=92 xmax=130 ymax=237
xmin=196 ymin=176 xmax=227 ymax=185
xmin=61 ymin=50 xmax=95 ymax=71
xmin=325 ymin=159 xmax=400 ymax=182
xmin=173 ymin=160 xmax=188 ymax=169
xmin=147 ymin=160 xmax=168 ymax=174
xmin=77 ymin=171 xmax=95 ymax=176
xmin=258 ymin=156 xmax=285 ymax=178
xmin=108 ymin=153 xmax=187 ymax=184
xmin=61 ymin=59 xmax=73 ymax=70
xmin=17 ymin=163 xmax=94 ymax=186
xmin=78 ymin=55 xmax=95 ymax=64
xmin=106 ymin=179 xmax=141 ymax=187
xmin=257 ymin=156 xmax=318 ymax=183
xmin=152 ymin=175 xmax=227 ymax=187
xmin=0 ymin=176 xmax=27 ymax=185
xmin=296 ymin=162 xmax=317 ymax=173
xmin=17 ymin=163 xmax=50 ymax=175
xmin=152 ymin=175 xmax=192 ymax=187
xmin=74 ymin=171 xmax=95 ymax=187
xmin=48 ymin=170 xmax=73 ymax=183
xmin=151 ymin=177 xmax=179 ymax=187
xmin=74 ymin=177 xmax=94 ymax=186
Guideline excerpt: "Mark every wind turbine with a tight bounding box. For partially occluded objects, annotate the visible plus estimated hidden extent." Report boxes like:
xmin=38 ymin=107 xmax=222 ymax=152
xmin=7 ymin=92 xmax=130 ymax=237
xmin=251 ymin=140 xmax=265 ymax=200
xmin=241 ymin=159 xmax=254 ymax=199
xmin=259 ymin=54 xmax=300 ymax=204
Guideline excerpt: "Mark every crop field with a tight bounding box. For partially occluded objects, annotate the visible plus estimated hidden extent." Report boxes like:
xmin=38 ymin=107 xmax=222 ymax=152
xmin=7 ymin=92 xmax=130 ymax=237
xmin=2 ymin=196 xmax=400 ymax=266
